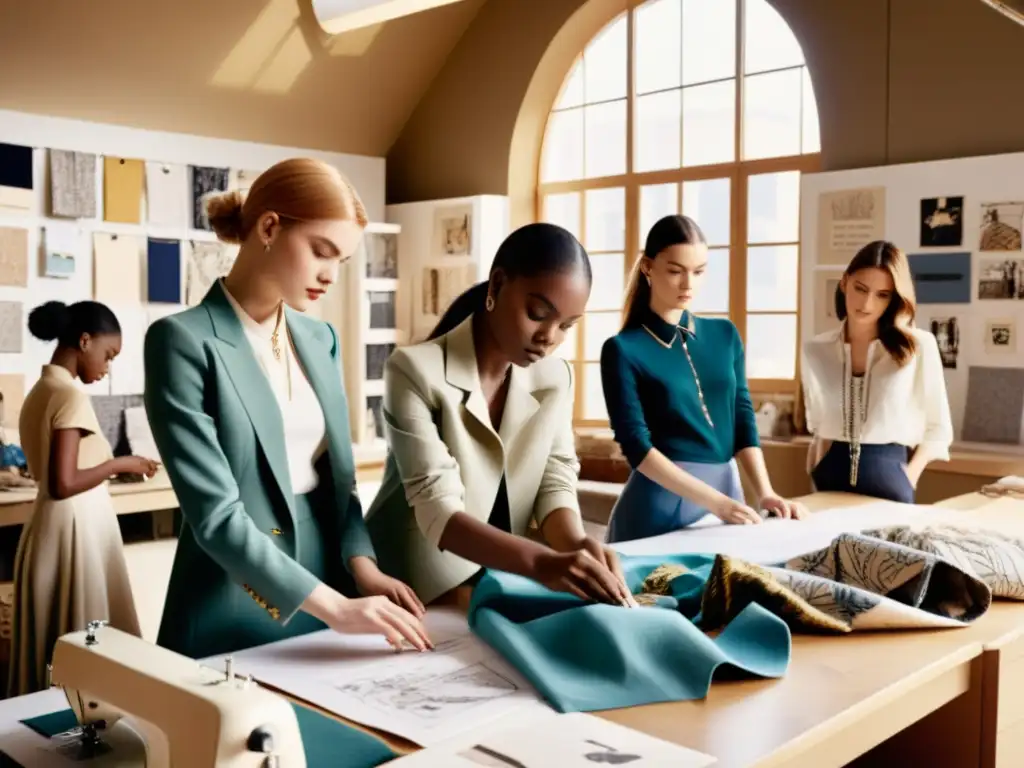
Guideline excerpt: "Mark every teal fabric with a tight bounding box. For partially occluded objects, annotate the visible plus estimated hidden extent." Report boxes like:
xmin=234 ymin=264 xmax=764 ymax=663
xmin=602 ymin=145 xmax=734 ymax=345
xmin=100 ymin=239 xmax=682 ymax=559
xmin=600 ymin=308 xmax=760 ymax=468
xmin=19 ymin=704 xmax=395 ymax=768
xmin=467 ymin=554 xmax=791 ymax=713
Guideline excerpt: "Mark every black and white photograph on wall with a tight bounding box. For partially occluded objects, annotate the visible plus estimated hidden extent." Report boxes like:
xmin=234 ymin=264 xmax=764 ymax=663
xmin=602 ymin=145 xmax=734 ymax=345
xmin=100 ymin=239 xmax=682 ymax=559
xmin=365 ymin=343 xmax=395 ymax=381
xmin=929 ymin=317 xmax=959 ymax=369
xmin=978 ymin=257 xmax=1024 ymax=299
xmin=920 ymin=196 xmax=964 ymax=247
xmin=366 ymin=231 xmax=398 ymax=278
xmin=434 ymin=204 xmax=472 ymax=257
xmin=985 ymin=318 xmax=1017 ymax=354
xmin=367 ymin=290 xmax=397 ymax=328
xmin=980 ymin=202 xmax=1024 ymax=251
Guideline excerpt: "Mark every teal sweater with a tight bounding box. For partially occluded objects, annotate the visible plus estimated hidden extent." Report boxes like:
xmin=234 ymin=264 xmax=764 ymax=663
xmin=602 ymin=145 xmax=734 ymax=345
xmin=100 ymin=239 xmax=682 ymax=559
xmin=600 ymin=308 xmax=760 ymax=468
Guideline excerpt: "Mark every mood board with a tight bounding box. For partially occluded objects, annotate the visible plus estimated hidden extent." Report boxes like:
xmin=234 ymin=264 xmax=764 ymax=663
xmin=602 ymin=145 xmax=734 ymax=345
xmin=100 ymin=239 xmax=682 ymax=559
xmin=0 ymin=109 xmax=386 ymax=431
xmin=800 ymin=150 xmax=1024 ymax=450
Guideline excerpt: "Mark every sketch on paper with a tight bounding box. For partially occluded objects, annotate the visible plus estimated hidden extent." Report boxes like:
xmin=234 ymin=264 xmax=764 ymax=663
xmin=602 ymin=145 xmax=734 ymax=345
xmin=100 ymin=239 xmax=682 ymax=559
xmin=187 ymin=242 xmax=237 ymax=306
xmin=816 ymin=187 xmax=885 ymax=265
xmin=980 ymin=202 xmax=1024 ymax=251
xmin=422 ymin=263 xmax=477 ymax=317
xmin=928 ymin=317 xmax=959 ymax=369
xmin=366 ymin=232 xmax=399 ymax=279
xmin=920 ymin=196 xmax=963 ymax=247
xmin=978 ymin=257 xmax=1024 ymax=300
xmin=985 ymin=319 xmax=1016 ymax=354
xmin=434 ymin=205 xmax=473 ymax=257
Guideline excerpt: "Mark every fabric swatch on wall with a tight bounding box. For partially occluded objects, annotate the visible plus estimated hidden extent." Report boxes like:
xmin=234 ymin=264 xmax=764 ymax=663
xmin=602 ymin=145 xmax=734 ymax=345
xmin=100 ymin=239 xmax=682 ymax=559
xmin=962 ymin=366 xmax=1024 ymax=444
xmin=907 ymin=252 xmax=972 ymax=304
xmin=0 ymin=143 xmax=34 ymax=211
xmin=229 ymin=168 xmax=261 ymax=195
xmin=145 ymin=161 xmax=189 ymax=228
xmin=42 ymin=227 xmax=79 ymax=279
xmin=102 ymin=156 xmax=145 ymax=224
xmin=0 ymin=373 xmax=25 ymax=429
xmin=49 ymin=149 xmax=97 ymax=218
xmin=0 ymin=303 xmax=23 ymax=353
xmin=93 ymin=233 xmax=142 ymax=304
xmin=186 ymin=241 xmax=236 ymax=305
xmin=0 ymin=228 xmax=29 ymax=287
xmin=191 ymin=166 xmax=229 ymax=230
xmin=147 ymin=238 xmax=181 ymax=303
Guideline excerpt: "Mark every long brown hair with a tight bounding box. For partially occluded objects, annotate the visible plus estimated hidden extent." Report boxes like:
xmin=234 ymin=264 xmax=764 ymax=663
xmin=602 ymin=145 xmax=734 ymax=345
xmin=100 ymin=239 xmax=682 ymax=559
xmin=622 ymin=215 xmax=706 ymax=329
xmin=835 ymin=240 xmax=917 ymax=365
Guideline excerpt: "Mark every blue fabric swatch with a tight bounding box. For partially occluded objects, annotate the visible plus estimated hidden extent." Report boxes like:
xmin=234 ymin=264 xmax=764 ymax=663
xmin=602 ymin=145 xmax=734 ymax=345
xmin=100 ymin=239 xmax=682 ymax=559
xmin=19 ymin=704 xmax=395 ymax=768
xmin=468 ymin=553 xmax=791 ymax=713
xmin=908 ymin=251 xmax=972 ymax=304
xmin=147 ymin=238 xmax=181 ymax=303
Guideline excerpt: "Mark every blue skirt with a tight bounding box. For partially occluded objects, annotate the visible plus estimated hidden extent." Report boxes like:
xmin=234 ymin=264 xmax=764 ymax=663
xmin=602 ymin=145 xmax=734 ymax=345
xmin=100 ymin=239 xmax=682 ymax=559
xmin=810 ymin=441 xmax=914 ymax=503
xmin=605 ymin=459 xmax=745 ymax=544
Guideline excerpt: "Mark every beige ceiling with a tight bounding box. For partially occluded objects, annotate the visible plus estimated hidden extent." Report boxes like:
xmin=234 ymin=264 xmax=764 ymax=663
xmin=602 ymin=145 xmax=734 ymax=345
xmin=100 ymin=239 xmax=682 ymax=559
xmin=0 ymin=0 xmax=486 ymax=156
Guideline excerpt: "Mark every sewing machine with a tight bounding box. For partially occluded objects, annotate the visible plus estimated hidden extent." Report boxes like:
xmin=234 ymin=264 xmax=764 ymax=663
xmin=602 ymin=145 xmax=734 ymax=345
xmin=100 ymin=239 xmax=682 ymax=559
xmin=47 ymin=620 xmax=306 ymax=767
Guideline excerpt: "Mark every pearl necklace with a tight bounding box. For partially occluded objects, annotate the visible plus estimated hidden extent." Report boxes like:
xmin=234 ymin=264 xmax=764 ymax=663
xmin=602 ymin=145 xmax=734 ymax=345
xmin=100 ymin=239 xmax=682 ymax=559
xmin=840 ymin=348 xmax=870 ymax=486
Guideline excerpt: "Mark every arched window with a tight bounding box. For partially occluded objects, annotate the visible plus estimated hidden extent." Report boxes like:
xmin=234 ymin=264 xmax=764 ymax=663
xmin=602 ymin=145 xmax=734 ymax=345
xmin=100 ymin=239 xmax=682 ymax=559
xmin=539 ymin=0 xmax=820 ymax=425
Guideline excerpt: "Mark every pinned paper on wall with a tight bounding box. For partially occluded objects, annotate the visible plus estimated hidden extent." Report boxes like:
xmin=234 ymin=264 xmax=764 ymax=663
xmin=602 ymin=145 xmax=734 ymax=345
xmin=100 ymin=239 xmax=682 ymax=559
xmin=961 ymin=366 xmax=1024 ymax=444
xmin=0 ymin=143 xmax=34 ymax=211
xmin=103 ymin=156 xmax=145 ymax=224
xmin=907 ymin=252 xmax=972 ymax=303
xmin=433 ymin=204 xmax=473 ymax=257
xmin=0 ymin=303 xmax=24 ymax=353
xmin=984 ymin=318 xmax=1016 ymax=355
xmin=925 ymin=316 xmax=959 ymax=369
xmin=920 ymin=196 xmax=964 ymax=247
xmin=812 ymin=271 xmax=842 ymax=335
xmin=145 ymin=162 xmax=189 ymax=228
xmin=0 ymin=227 xmax=29 ymax=287
xmin=108 ymin=305 xmax=147 ymax=396
xmin=816 ymin=187 xmax=885 ymax=265
xmin=421 ymin=262 xmax=476 ymax=318
xmin=147 ymin=238 xmax=182 ymax=304
xmin=191 ymin=166 xmax=230 ymax=230
xmin=186 ymin=241 xmax=236 ymax=305
xmin=0 ymin=373 xmax=25 ymax=429
xmin=979 ymin=202 xmax=1024 ymax=252
xmin=43 ymin=227 xmax=79 ymax=279
xmin=978 ymin=256 xmax=1024 ymax=300
xmin=229 ymin=168 xmax=261 ymax=195
xmin=93 ymin=233 xmax=142 ymax=304
xmin=49 ymin=149 xmax=97 ymax=219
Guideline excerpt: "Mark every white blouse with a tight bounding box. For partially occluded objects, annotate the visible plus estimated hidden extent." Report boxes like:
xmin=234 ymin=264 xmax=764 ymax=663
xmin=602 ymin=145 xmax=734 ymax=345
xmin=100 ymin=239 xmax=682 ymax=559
xmin=801 ymin=324 xmax=954 ymax=461
xmin=222 ymin=282 xmax=328 ymax=495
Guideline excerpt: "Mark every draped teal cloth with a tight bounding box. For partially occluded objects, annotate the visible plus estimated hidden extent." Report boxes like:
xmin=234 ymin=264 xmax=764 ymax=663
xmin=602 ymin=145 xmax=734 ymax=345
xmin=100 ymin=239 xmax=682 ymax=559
xmin=18 ymin=702 xmax=396 ymax=768
xmin=467 ymin=553 xmax=792 ymax=713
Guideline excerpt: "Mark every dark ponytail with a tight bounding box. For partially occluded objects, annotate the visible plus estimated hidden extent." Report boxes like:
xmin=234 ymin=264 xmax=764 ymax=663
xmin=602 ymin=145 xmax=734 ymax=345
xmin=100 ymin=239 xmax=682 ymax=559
xmin=623 ymin=215 xmax=706 ymax=329
xmin=28 ymin=300 xmax=121 ymax=349
xmin=426 ymin=223 xmax=592 ymax=340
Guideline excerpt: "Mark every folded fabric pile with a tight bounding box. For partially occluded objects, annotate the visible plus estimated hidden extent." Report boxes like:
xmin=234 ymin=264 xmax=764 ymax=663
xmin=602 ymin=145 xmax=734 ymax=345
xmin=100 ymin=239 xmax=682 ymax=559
xmin=467 ymin=524 xmax=1024 ymax=713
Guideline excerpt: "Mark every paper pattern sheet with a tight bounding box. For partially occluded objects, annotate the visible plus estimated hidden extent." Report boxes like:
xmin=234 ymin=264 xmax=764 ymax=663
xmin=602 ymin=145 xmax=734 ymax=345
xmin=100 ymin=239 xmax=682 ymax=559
xmin=0 ymin=227 xmax=28 ymax=287
xmin=0 ymin=303 xmax=23 ymax=353
xmin=186 ymin=241 xmax=236 ymax=305
xmin=49 ymin=149 xmax=96 ymax=219
xmin=93 ymin=233 xmax=142 ymax=304
xmin=124 ymin=405 xmax=161 ymax=462
xmin=102 ymin=157 xmax=144 ymax=224
xmin=145 ymin=161 xmax=189 ymax=227
xmin=43 ymin=228 xmax=79 ymax=279
xmin=816 ymin=187 xmax=886 ymax=266
xmin=223 ymin=608 xmax=555 ymax=747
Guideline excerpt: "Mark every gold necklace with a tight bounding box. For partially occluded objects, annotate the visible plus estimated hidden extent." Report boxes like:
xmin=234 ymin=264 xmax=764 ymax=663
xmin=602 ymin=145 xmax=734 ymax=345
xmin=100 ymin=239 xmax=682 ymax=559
xmin=270 ymin=305 xmax=283 ymax=361
xmin=642 ymin=324 xmax=713 ymax=428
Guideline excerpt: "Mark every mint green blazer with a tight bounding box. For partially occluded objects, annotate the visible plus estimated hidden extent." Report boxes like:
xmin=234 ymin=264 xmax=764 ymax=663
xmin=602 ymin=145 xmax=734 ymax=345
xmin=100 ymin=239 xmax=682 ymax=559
xmin=143 ymin=281 xmax=373 ymax=659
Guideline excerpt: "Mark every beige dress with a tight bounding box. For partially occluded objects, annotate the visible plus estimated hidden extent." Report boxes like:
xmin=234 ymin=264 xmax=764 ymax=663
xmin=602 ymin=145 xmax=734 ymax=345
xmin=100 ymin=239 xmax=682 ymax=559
xmin=7 ymin=365 xmax=140 ymax=697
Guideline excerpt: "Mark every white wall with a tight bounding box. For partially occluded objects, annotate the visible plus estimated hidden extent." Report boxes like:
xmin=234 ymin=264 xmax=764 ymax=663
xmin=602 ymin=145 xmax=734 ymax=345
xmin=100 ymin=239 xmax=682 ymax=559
xmin=0 ymin=109 xmax=386 ymax=405
xmin=386 ymin=195 xmax=509 ymax=342
xmin=801 ymin=151 xmax=1024 ymax=450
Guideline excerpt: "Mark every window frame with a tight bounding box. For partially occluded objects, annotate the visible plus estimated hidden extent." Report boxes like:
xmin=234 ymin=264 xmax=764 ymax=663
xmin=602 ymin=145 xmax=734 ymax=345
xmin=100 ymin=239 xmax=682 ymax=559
xmin=536 ymin=0 xmax=821 ymax=427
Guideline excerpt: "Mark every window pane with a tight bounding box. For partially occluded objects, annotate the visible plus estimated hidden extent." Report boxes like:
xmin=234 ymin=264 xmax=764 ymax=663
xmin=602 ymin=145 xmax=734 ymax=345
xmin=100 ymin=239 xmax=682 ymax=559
xmin=744 ymin=0 xmax=804 ymax=74
xmin=589 ymin=253 xmax=626 ymax=311
xmin=746 ymin=245 xmax=798 ymax=311
xmin=802 ymin=67 xmax=820 ymax=154
xmin=689 ymin=247 xmax=729 ymax=314
xmin=584 ymin=14 xmax=628 ymax=103
xmin=634 ymin=90 xmax=681 ymax=172
xmin=682 ymin=0 xmax=736 ymax=85
xmin=635 ymin=0 xmax=681 ymax=94
xmin=585 ymin=100 xmax=627 ymax=178
xmin=543 ymin=193 xmax=582 ymax=241
xmin=554 ymin=324 xmax=578 ymax=360
xmin=640 ymin=183 xmax=679 ymax=247
xmin=583 ymin=362 xmax=608 ymax=420
xmin=585 ymin=188 xmax=625 ymax=251
xmin=743 ymin=68 xmax=802 ymax=160
xmin=556 ymin=58 xmax=584 ymax=110
xmin=682 ymin=178 xmax=730 ymax=247
xmin=584 ymin=311 xmax=621 ymax=360
xmin=682 ymin=80 xmax=735 ymax=167
xmin=745 ymin=313 xmax=797 ymax=379
xmin=541 ymin=108 xmax=584 ymax=183
xmin=747 ymin=170 xmax=800 ymax=244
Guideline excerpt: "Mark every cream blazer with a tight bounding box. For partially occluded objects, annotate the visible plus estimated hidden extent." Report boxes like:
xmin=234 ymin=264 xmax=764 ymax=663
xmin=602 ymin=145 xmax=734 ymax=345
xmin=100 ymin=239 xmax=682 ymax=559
xmin=364 ymin=316 xmax=582 ymax=603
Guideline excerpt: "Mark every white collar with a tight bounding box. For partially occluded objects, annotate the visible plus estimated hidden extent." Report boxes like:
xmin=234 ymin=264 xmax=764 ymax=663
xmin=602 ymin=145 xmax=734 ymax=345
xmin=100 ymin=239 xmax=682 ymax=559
xmin=220 ymin=278 xmax=282 ymax=339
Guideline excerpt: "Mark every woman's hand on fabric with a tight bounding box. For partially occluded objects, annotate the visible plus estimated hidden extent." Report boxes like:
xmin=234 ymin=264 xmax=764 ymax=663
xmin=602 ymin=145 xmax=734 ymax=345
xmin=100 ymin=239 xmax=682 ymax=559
xmin=349 ymin=556 xmax=426 ymax=619
xmin=576 ymin=537 xmax=637 ymax=606
xmin=530 ymin=547 xmax=633 ymax=606
xmin=758 ymin=493 xmax=809 ymax=521
xmin=709 ymin=494 xmax=763 ymax=525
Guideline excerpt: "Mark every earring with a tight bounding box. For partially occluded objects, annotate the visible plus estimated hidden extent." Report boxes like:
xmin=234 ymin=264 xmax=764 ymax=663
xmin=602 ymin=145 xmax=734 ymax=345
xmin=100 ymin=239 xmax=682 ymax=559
xmin=263 ymin=243 xmax=270 ymax=253
xmin=485 ymin=295 xmax=495 ymax=312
